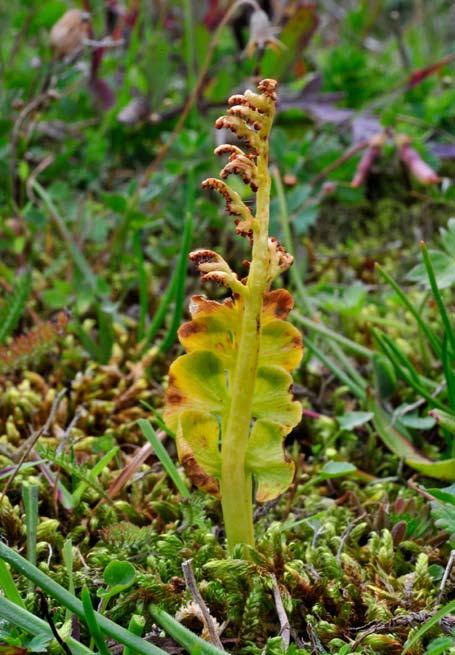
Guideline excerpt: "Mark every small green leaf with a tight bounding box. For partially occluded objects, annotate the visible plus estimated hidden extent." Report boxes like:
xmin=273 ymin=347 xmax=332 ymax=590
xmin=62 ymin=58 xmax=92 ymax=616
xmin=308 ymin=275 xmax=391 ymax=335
xmin=319 ymin=461 xmax=356 ymax=479
xmin=427 ymin=484 xmax=455 ymax=505
xmin=337 ymin=411 xmax=373 ymax=431
xmin=103 ymin=561 xmax=136 ymax=590
xmin=398 ymin=414 xmax=436 ymax=430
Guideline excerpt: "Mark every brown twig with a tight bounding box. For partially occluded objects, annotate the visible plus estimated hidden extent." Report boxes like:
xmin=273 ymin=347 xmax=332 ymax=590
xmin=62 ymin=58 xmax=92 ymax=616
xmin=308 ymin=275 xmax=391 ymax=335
xmin=271 ymin=574 xmax=291 ymax=649
xmin=352 ymin=610 xmax=455 ymax=649
xmin=181 ymin=558 xmax=224 ymax=650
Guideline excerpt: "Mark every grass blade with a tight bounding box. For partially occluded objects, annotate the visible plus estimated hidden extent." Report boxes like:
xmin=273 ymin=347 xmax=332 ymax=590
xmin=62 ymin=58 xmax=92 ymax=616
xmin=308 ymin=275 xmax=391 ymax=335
xmin=150 ymin=605 xmax=227 ymax=655
xmin=0 ymin=559 xmax=25 ymax=608
xmin=133 ymin=230 xmax=149 ymax=341
xmin=160 ymin=171 xmax=194 ymax=352
xmin=0 ymin=541 xmax=168 ymax=655
xmin=137 ymin=419 xmax=190 ymax=497
xmin=0 ymin=595 xmax=95 ymax=655
xmin=81 ymin=586 xmax=111 ymax=655
xmin=402 ymin=599 xmax=455 ymax=653
xmin=421 ymin=241 xmax=455 ymax=354
xmin=22 ymin=483 xmax=38 ymax=568
xmin=292 ymin=312 xmax=373 ymax=359
xmin=376 ymin=263 xmax=441 ymax=357
xmin=305 ymin=336 xmax=366 ymax=400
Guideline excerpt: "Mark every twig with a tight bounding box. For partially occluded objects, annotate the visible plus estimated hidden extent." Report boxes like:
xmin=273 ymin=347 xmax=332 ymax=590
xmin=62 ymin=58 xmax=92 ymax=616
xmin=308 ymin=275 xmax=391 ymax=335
xmin=181 ymin=559 xmax=224 ymax=650
xmin=352 ymin=609 xmax=455 ymax=648
xmin=37 ymin=589 xmax=72 ymax=655
xmin=0 ymin=389 xmax=66 ymax=503
xmin=271 ymin=574 xmax=291 ymax=649
xmin=438 ymin=550 xmax=455 ymax=602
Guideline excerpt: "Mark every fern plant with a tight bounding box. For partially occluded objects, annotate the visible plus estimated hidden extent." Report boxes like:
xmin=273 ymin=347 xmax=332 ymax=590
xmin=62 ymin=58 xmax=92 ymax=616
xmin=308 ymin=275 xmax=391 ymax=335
xmin=164 ymin=79 xmax=303 ymax=551
xmin=0 ymin=271 xmax=31 ymax=345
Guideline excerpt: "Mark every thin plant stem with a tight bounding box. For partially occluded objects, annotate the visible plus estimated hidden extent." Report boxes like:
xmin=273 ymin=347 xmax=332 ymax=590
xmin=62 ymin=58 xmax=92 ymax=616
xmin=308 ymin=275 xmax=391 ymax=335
xmin=0 ymin=541 xmax=168 ymax=655
xmin=305 ymin=336 xmax=366 ymax=401
xmin=292 ymin=311 xmax=373 ymax=358
xmin=160 ymin=172 xmax=194 ymax=352
xmin=137 ymin=419 xmax=190 ymax=498
xmin=22 ymin=482 xmax=38 ymax=594
xmin=31 ymin=180 xmax=100 ymax=296
xmin=271 ymin=165 xmax=313 ymax=315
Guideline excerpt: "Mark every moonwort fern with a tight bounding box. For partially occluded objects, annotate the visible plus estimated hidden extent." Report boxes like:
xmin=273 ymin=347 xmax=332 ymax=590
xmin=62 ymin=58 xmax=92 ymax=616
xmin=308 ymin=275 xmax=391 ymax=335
xmin=163 ymin=79 xmax=303 ymax=552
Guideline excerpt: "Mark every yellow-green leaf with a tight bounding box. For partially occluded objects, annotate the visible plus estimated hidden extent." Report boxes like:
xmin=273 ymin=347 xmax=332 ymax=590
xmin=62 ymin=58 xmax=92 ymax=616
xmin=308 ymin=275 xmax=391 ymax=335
xmin=261 ymin=319 xmax=303 ymax=371
xmin=245 ymin=419 xmax=295 ymax=502
xmin=165 ymin=351 xmax=227 ymax=430
xmin=177 ymin=410 xmax=221 ymax=478
xmin=252 ymin=366 xmax=302 ymax=428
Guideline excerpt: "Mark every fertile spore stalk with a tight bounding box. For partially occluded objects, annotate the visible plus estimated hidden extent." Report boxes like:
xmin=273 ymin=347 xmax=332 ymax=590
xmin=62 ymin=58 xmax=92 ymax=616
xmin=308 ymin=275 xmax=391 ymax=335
xmin=164 ymin=79 xmax=303 ymax=552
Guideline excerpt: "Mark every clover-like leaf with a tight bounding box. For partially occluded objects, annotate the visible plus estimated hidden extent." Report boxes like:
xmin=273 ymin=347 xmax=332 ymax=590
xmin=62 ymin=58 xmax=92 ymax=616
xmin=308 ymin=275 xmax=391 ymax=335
xmin=245 ymin=419 xmax=295 ymax=502
xmin=97 ymin=560 xmax=136 ymax=600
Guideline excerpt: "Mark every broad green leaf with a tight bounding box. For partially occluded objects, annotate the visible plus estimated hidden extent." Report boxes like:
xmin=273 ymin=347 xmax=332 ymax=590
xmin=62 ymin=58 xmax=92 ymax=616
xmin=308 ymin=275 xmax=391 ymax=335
xmin=177 ymin=410 xmax=221 ymax=479
xmin=252 ymin=366 xmax=302 ymax=428
xmin=337 ymin=411 xmax=373 ymax=431
xmin=319 ymin=461 xmax=357 ymax=479
xmin=245 ymin=420 xmax=294 ymax=502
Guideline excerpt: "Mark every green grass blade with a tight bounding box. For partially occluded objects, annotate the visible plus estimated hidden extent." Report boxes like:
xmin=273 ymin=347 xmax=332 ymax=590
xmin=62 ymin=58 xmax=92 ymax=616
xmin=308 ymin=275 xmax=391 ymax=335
xmin=376 ymin=263 xmax=441 ymax=357
xmin=141 ymin=267 xmax=178 ymax=351
xmin=133 ymin=231 xmax=149 ymax=341
xmin=402 ymin=599 xmax=455 ymax=653
xmin=421 ymin=241 xmax=455 ymax=354
xmin=442 ymin=336 xmax=455 ymax=412
xmin=0 ymin=559 xmax=25 ymax=608
xmin=137 ymin=419 xmax=190 ymax=497
xmin=72 ymin=446 xmax=119 ymax=506
xmin=81 ymin=586 xmax=111 ymax=655
xmin=0 ymin=541 xmax=168 ymax=655
xmin=22 ymin=483 xmax=38 ymax=568
xmin=150 ymin=605 xmax=227 ymax=655
xmin=160 ymin=171 xmax=194 ymax=353
xmin=32 ymin=180 xmax=100 ymax=296
xmin=292 ymin=312 xmax=373 ymax=359
xmin=63 ymin=539 xmax=74 ymax=622
xmin=305 ymin=336 xmax=366 ymax=400
xmin=0 ymin=595 xmax=95 ymax=655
